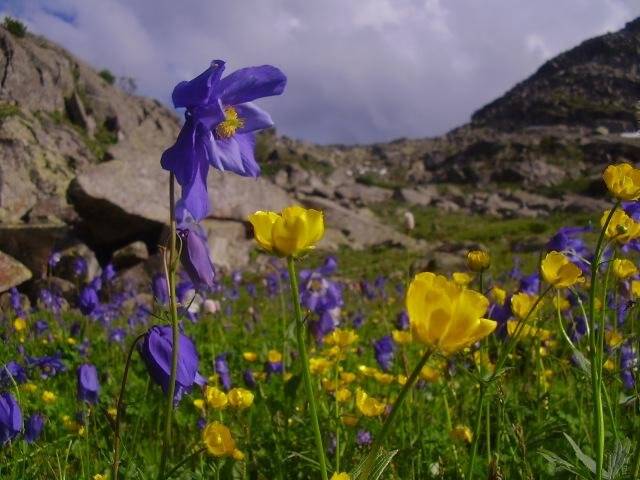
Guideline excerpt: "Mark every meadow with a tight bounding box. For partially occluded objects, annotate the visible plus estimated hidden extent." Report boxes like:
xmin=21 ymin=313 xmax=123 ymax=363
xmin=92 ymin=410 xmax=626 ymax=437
xmin=1 ymin=58 xmax=640 ymax=480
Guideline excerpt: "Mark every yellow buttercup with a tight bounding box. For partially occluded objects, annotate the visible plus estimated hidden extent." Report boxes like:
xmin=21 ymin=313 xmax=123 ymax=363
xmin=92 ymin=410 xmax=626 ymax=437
xmin=603 ymin=163 xmax=640 ymax=200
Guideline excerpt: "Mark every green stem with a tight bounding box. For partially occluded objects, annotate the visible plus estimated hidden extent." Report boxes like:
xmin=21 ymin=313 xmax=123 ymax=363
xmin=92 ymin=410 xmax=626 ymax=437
xmin=466 ymin=384 xmax=486 ymax=480
xmin=112 ymin=333 xmax=145 ymax=480
xmin=287 ymin=257 xmax=328 ymax=480
xmin=443 ymin=387 xmax=461 ymax=475
xmin=588 ymin=201 xmax=619 ymax=480
xmin=632 ymin=434 xmax=640 ymax=479
xmin=360 ymin=348 xmax=433 ymax=479
xmin=158 ymin=173 xmax=180 ymax=480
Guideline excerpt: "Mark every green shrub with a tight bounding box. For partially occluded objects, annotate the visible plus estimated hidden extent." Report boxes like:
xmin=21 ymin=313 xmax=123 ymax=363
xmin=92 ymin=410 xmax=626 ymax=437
xmin=99 ymin=69 xmax=116 ymax=85
xmin=3 ymin=16 xmax=27 ymax=38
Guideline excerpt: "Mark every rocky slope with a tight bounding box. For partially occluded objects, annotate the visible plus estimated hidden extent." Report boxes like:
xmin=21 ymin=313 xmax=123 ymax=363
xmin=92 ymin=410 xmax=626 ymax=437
xmin=1 ymin=17 xmax=639 ymax=292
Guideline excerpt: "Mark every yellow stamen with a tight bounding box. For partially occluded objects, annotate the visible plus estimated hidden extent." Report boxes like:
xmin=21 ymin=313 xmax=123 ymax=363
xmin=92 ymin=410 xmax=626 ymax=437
xmin=215 ymin=106 xmax=244 ymax=139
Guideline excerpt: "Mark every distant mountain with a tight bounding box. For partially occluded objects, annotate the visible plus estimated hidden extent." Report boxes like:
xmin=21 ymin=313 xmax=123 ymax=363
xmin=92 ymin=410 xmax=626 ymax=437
xmin=471 ymin=17 xmax=640 ymax=131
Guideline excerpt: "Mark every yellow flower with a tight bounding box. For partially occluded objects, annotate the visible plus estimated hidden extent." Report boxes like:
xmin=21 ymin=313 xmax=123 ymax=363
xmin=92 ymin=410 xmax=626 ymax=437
xmin=397 ymin=374 xmax=407 ymax=385
xmin=355 ymin=388 xmax=386 ymax=417
xmin=93 ymin=474 xmax=107 ymax=480
xmin=324 ymin=328 xmax=358 ymax=348
xmin=22 ymin=382 xmax=37 ymax=393
xmin=227 ymin=388 xmax=254 ymax=410
xmin=407 ymin=272 xmax=496 ymax=354
xmin=309 ymin=357 xmax=333 ymax=375
xmin=242 ymin=352 xmax=258 ymax=362
xmin=467 ymin=250 xmax=490 ymax=272
xmin=339 ymin=372 xmax=356 ymax=384
xmin=13 ymin=317 xmax=27 ymax=332
xmin=510 ymin=292 xmax=541 ymax=320
xmin=552 ymin=295 xmax=571 ymax=312
xmin=602 ymin=209 xmax=640 ymax=244
xmin=612 ymin=258 xmax=638 ymax=279
xmin=232 ymin=449 xmax=245 ymax=461
xmin=491 ymin=286 xmax=507 ymax=306
xmin=248 ymin=206 xmax=324 ymax=257
xmin=541 ymin=251 xmax=584 ymax=288
xmin=267 ymin=350 xmax=283 ymax=363
xmin=331 ymin=473 xmax=351 ymax=480
xmin=341 ymin=414 xmax=359 ymax=427
xmin=357 ymin=365 xmax=377 ymax=377
xmin=66 ymin=337 xmax=77 ymax=345
xmin=107 ymin=407 xmax=118 ymax=420
xmin=605 ymin=330 xmax=624 ymax=348
xmin=631 ymin=280 xmax=640 ymax=298
xmin=42 ymin=390 xmax=56 ymax=404
xmin=420 ymin=365 xmax=441 ymax=383
xmin=205 ymin=386 xmax=228 ymax=410
xmin=373 ymin=371 xmax=395 ymax=385
xmin=193 ymin=399 xmax=206 ymax=412
xmin=391 ymin=330 xmax=412 ymax=344
xmin=451 ymin=425 xmax=473 ymax=443
xmin=452 ymin=272 xmax=474 ymax=287
xmin=203 ymin=421 xmax=236 ymax=457
xmin=603 ymin=358 xmax=615 ymax=372
xmin=335 ymin=388 xmax=352 ymax=403
xmin=474 ymin=350 xmax=494 ymax=373
xmin=603 ymin=163 xmax=640 ymax=200
xmin=506 ymin=321 xmax=551 ymax=341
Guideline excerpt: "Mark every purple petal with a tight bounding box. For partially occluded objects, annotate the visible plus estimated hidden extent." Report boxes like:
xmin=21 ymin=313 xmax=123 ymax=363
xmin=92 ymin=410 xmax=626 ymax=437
xmin=218 ymin=65 xmax=286 ymax=106
xmin=161 ymin=119 xmax=197 ymax=187
xmin=235 ymin=102 xmax=274 ymax=134
xmin=208 ymin=133 xmax=260 ymax=177
xmin=181 ymin=142 xmax=210 ymax=222
xmin=172 ymin=60 xmax=225 ymax=108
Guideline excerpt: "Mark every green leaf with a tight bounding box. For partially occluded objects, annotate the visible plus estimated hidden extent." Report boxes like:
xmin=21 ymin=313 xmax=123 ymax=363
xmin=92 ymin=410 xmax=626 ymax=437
xmin=607 ymin=437 xmax=632 ymax=480
xmin=564 ymin=433 xmax=596 ymax=474
xmin=351 ymin=448 xmax=398 ymax=480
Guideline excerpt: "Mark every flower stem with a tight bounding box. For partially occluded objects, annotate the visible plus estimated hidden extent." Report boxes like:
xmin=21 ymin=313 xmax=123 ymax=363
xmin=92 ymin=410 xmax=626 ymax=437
xmin=588 ymin=201 xmax=619 ymax=480
xmin=158 ymin=173 xmax=180 ymax=480
xmin=286 ymin=257 xmax=328 ymax=480
xmin=360 ymin=348 xmax=433 ymax=479
xmin=466 ymin=384 xmax=486 ymax=479
xmin=112 ymin=333 xmax=145 ymax=480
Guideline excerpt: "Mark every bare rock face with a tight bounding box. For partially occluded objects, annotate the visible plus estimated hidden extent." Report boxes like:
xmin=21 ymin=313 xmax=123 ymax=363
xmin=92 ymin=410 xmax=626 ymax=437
xmin=0 ymin=250 xmax=31 ymax=292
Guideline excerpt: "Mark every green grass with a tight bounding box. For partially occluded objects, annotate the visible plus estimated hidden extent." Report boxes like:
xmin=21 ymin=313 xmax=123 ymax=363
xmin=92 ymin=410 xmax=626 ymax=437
xmin=3 ymin=16 xmax=27 ymax=37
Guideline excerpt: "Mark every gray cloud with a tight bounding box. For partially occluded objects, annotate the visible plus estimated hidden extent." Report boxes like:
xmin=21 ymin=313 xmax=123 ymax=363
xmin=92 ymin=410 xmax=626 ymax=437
xmin=3 ymin=0 xmax=639 ymax=143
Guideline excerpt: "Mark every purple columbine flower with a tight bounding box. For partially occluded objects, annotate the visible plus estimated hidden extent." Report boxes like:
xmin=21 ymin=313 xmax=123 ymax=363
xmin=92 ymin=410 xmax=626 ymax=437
xmin=24 ymin=413 xmax=44 ymax=443
xmin=34 ymin=320 xmax=49 ymax=335
xmin=139 ymin=325 xmax=204 ymax=404
xmin=214 ymin=353 xmax=232 ymax=391
xmin=0 ymin=392 xmax=22 ymax=444
xmin=1 ymin=361 xmax=27 ymax=386
xmin=77 ymin=364 xmax=100 ymax=404
xmin=546 ymin=226 xmax=592 ymax=271
xmin=9 ymin=288 xmax=24 ymax=317
xmin=72 ymin=257 xmax=88 ymax=278
xmin=161 ymin=60 xmax=287 ymax=220
xmin=518 ymin=273 xmax=540 ymax=295
xmin=39 ymin=288 xmax=64 ymax=314
xmin=28 ymin=353 xmax=65 ymax=379
xmin=78 ymin=286 xmax=99 ymax=315
xmin=352 ymin=312 xmax=365 ymax=329
xmin=48 ymin=251 xmax=61 ymax=269
xmin=373 ymin=335 xmax=395 ymax=371
xmin=109 ymin=328 xmax=126 ymax=343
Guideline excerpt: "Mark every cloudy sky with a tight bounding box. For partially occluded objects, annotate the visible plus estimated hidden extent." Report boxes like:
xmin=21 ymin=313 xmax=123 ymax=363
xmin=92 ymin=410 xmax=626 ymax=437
xmin=1 ymin=0 xmax=639 ymax=144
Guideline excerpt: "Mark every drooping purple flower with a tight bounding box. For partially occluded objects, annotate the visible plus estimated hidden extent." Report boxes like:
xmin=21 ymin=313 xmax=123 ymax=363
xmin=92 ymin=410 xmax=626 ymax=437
xmin=231 ymin=271 xmax=243 ymax=285
xmin=48 ymin=251 xmax=61 ymax=269
xmin=9 ymin=288 xmax=24 ymax=317
xmin=620 ymin=343 xmax=637 ymax=390
xmin=265 ymin=359 xmax=284 ymax=376
xmin=488 ymin=296 xmax=512 ymax=339
xmin=214 ymin=353 xmax=232 ymax=391
xmin=0 ymin=361 xmax=27 ymax=386
xmin=161 ymin=60 xmax=287 ymax=220
xmin=77 ymin=364 xmax=100 ymax=404
xmin=78 ymin=286 xmax=99 ymax=315
xmin=396 ymin=311 xmax=409 ymax=331
xmin=24 ymin=413 xmax=44 ymax=443
xmin=176 ymin=203 xmax=215 ymax=288
xmin=265 ymin=272 xmax=280 ymax=297
xmin=0 ymin=392 xmax=22 ymax=444
xmin=547 ymin=226 xmax=592 ymax=271
xmin=299 ymin=263 xmax=343 ymax=315
xmin=243 ymin=369 xmax=257 ymax=389
xmin=356 ymin=429 xmax=372 ymax=447
xmin=352 ymin=312 xmax=365 ymax=329
xmin=373 ymin=335 xmax=395 ymax=372
xmin=102 ymin=263 xmax=117 ymax=283
xmin=34 ymin=320 xmax=49 ymax=335
xmin=152 ymin=274 xmax=169 ymax=305
xmin=139 ymin=325 xmax=203 ymax=404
